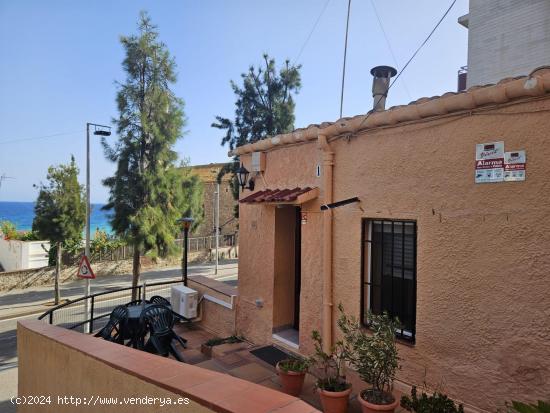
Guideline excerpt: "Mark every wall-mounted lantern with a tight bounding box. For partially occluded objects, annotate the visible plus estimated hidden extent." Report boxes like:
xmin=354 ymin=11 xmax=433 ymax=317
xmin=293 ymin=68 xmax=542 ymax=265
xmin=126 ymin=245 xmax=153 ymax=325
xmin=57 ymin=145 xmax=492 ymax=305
xmin=237 ymin=164 xmax=255 ymax=191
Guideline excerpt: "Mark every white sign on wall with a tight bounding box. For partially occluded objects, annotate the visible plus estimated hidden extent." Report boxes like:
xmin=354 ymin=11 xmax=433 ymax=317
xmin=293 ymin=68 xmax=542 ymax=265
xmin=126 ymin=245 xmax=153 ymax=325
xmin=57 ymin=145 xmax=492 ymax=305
xmin=475 ymin=141 xmax=504 ymax=183
xmin=504 ymin=150 xmax=526 ymax=182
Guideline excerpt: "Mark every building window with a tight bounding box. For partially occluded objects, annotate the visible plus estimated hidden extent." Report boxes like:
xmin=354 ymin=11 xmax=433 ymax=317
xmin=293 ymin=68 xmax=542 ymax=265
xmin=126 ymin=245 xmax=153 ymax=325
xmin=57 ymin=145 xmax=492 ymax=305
xmin=362 ymin=219 xmax=417 ymax=342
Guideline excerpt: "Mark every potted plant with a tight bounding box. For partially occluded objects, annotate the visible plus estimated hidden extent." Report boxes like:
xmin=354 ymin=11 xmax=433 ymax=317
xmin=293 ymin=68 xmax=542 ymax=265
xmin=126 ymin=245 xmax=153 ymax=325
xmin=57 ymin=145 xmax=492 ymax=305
xmin=310 ymin=330 xmax=352 ymax=413
xmin=338 ymin=304 xmax=400 ymax=413
xmin=505 ymin=400 xmax=550 ymax=413
xmin=400 ymin=386 xmax=464 ymax=413
xmin=201 ymin=335 xmax=243 ymax=358
xmin=276 ymin=357 xmax=310 ymax=396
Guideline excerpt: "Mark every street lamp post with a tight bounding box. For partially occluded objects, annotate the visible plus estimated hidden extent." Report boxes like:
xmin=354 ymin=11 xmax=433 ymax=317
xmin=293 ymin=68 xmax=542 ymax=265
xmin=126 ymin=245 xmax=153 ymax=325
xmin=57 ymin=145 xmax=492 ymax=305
xmin=178 ymin=217 xmax=194 ymax=286
xmin=84 ymin=122 xmax=111 ymax=333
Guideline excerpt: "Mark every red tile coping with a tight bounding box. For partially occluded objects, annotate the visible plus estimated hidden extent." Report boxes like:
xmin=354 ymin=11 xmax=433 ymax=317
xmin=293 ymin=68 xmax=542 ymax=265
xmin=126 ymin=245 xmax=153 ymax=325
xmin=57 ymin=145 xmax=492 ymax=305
xmin=18 ymin=320 xmax=319 ymax=413
xmin=230 ymin=67 xmax=550 ymax=157
xmin=240 ymin=187 xmax=315 ymax=204
xmin=189 ymin=275 xmax=237 ymax=297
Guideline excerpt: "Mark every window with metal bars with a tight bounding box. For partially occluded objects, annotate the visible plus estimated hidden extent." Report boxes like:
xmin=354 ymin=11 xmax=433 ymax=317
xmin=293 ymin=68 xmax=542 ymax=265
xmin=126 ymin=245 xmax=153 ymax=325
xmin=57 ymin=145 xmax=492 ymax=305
xmin=361 ymin=219 xmax=417 ymax=342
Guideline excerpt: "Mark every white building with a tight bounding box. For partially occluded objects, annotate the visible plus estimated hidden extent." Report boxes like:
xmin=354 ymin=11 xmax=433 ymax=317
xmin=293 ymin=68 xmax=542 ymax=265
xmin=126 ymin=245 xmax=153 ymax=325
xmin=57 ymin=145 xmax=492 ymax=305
xmin=459 ymin=0 xmax=550 ymax=87
xmin=0 ymin=238 xmax=50 ymax=272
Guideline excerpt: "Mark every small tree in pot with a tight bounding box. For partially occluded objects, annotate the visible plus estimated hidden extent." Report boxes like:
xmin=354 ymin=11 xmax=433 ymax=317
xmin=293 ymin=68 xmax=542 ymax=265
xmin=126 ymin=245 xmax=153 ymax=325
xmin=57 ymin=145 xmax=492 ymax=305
xmin=338 ymin=304 xmax=400 ymax=413
xmin=276 ymin=357 xmax=310 ymax=396
xmin=310 ymin=330 xmax=352 ymax=413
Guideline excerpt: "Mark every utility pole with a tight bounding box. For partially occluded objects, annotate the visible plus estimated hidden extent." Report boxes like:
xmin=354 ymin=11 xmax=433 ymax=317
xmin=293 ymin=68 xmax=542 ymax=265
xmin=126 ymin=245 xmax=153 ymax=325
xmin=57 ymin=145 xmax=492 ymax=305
xmin=84 ymin=122 xmax=111 ymax=333
xmin=215 ymin=182 xmax=220 ymax=275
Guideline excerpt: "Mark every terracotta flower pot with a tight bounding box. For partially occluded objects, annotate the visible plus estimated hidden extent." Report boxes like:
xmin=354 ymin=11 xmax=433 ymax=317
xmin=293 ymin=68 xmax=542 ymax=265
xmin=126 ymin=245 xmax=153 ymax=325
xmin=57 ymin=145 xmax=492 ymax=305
xmin=317 ymin=385 xmax=352 ymax=413
xmin=357 ymin=391 xmax=399 ymax=413
xmin=276 ymin=362 xmax=306 ymax=396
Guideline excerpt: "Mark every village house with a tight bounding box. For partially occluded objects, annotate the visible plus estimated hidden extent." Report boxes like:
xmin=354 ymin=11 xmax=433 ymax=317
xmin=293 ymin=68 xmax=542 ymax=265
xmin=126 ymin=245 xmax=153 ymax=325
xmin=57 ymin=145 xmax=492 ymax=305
xmin=231 ymin=66 xmax=550 ymax=411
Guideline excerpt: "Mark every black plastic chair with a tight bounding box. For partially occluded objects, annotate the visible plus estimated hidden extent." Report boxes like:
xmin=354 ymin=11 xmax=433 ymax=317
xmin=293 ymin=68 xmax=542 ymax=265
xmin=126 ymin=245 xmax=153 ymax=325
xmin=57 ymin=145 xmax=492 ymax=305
xmin=94 ymin=305 xmax=128 ymax=344
xmin=149 ymin=295 xmax=188 ymax=346
xmin=125 ymin=299 xmax=147 ymax=307
xmin=150 ymin=295 xmax=190 ymax=324
xmin=150 ymin=295 xmax=171 ymax=307
xmin=140 ymin=304 xmax=187 ymax=362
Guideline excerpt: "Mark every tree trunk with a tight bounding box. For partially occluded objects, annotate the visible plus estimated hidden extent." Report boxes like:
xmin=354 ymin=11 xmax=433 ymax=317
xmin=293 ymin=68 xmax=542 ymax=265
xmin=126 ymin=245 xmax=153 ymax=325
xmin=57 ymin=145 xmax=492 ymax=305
xmin=54 ymin=241 xmax=61 ymax=305
xmin=132 ymin=247 xmax=141 ymax=300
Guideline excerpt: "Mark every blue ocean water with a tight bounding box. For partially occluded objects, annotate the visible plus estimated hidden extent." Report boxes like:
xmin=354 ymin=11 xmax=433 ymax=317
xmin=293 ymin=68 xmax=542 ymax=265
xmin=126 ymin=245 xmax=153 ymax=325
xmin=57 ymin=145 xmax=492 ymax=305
xmin=0 ymin=201 xmax=112 ymax=234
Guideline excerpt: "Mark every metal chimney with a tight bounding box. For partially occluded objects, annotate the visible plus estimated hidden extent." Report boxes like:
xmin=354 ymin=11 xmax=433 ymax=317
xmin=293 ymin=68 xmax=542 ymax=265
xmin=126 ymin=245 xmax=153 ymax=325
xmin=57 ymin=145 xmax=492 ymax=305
xmin=370 ymin=65 xmax=397 ymax=111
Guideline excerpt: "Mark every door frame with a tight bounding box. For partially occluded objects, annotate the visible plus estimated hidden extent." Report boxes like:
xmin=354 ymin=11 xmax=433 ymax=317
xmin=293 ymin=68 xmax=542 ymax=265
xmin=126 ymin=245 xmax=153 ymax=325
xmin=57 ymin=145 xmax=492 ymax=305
xmin=293 ymin=206 xmax=301 ymax=330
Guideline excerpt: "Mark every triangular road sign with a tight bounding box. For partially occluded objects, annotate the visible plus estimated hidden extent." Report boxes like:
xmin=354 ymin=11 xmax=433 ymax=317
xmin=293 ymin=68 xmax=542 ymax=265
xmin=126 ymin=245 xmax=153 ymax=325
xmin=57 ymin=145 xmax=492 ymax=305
xmin=77 ymin=255 xmax=95 ymax=279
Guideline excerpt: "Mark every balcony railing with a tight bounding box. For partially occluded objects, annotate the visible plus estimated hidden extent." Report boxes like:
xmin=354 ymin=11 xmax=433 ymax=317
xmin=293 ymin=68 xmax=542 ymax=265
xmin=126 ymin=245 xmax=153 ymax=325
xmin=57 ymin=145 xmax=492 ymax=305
xmin=38 ymin=279 xmax=183 ymax=333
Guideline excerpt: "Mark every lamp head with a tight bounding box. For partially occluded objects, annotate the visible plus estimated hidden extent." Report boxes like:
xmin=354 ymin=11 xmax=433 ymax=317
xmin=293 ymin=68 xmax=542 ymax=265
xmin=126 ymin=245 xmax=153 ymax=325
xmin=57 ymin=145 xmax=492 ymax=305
xmin=237 ymin=164 xmax=250 ymax=191
xmin=177 ymin=217 xmax=194 ymax=230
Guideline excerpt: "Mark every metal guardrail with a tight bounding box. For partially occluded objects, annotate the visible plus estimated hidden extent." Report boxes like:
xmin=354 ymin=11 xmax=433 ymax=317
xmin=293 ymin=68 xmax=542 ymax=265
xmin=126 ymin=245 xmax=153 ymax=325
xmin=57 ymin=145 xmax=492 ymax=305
xmin=38 ymin=280 xmax=183 ymax=333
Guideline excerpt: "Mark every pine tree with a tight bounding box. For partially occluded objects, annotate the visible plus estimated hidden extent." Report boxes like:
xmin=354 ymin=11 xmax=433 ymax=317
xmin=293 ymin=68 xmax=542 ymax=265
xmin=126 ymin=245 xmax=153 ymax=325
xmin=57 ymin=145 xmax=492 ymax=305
xmin=102 ymin=12 xmax=201 ymax=297
xmin=33 ymin=156 xmax=85 ymax=304
xmin=213 ymin=54 xmax=301 ymax=215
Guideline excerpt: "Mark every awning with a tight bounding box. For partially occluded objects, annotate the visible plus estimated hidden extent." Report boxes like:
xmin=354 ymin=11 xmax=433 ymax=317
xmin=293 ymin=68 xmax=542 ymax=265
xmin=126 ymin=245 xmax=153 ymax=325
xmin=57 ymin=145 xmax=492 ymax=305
xmin=240 ymin=187 xmax=319 ymax=205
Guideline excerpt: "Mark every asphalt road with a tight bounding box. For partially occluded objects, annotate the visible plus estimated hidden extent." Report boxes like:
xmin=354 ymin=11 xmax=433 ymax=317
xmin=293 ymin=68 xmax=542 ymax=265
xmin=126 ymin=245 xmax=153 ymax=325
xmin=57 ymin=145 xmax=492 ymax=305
xmin=0 ymin=260 xmax=238 ymax=413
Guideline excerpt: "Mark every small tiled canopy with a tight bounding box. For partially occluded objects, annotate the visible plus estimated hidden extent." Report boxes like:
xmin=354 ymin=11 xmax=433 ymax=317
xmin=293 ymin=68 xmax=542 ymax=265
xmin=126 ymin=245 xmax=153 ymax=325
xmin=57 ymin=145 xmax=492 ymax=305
xmin=239 ymin=187 xmax=318 ymax=205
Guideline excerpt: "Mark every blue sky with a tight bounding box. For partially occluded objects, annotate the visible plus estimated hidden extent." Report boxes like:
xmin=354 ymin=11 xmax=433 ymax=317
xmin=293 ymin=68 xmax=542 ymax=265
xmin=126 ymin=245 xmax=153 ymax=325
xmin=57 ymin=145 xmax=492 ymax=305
xmin=0 ymin=0 xmax=468 ymax=202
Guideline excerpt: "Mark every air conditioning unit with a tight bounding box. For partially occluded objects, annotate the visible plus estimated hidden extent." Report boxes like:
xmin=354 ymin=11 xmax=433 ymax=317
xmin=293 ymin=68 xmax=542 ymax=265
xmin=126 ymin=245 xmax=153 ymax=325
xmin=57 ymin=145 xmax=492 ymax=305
xmin=171 ymin=285 xmax=198 ymax=318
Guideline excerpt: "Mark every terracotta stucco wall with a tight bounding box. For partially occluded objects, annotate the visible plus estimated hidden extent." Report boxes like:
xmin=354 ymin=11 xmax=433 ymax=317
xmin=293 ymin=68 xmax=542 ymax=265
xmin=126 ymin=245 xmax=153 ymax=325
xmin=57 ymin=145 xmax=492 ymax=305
xmin=18 ymin=322 xmax=214 ymax=413
xmin=188 ymin=276 xmax=237 ymax=338
xmin=236 ymin=145 xmax=323 ymax=347
xmin=18 ymin=320 xmax=316 ymax=413
xmin=236 ymin=97 xmax=550 ymax=411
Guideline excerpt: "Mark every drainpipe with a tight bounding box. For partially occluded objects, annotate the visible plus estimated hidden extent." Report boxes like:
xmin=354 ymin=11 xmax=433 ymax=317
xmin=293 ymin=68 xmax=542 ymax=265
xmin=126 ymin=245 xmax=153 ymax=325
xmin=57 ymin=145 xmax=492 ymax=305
xmin=318 ymin=134 xmax=334 ymax=352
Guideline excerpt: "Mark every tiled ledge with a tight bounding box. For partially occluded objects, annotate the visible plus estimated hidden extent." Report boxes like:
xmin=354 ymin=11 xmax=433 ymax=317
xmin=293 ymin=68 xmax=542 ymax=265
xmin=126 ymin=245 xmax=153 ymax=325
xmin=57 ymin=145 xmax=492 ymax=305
xmin=189 ymin=274 xmax=237 ymax=297
xmin=18 ymin=320 xmax=319 ymax=413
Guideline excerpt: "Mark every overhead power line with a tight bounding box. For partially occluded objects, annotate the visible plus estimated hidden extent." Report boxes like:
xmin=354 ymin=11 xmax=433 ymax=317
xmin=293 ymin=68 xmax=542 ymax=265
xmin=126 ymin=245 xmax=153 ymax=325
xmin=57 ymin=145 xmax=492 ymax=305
xmin=369 ymin=0 xmax=412 ymax=101
xmin=340 ymin=0 xmax=352 ymax=118
xmin=0 ymin=130 xmax=85 ymax=145
xmin=356 ymin=0 xmax=458 ymax=131
xmin=293 ymin=0 xmax=331 ymax=65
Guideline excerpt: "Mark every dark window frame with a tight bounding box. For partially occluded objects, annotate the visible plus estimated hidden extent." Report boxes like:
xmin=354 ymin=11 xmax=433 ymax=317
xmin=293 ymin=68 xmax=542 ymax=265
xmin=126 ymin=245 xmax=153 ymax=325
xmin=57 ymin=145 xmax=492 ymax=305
xmin=360 ymin=218 xmax=417 ymax=343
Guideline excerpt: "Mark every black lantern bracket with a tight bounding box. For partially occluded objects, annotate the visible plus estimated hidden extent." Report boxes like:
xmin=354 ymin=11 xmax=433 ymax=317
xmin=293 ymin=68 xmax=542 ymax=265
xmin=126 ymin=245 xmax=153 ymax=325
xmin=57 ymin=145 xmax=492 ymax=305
xmin=237 ymin=164 xmax=255 ymax=192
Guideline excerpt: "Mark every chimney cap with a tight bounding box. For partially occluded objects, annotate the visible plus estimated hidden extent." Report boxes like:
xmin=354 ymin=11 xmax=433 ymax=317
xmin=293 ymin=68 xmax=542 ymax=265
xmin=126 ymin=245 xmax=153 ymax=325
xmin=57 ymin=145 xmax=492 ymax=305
xmin=370 ymin=65 xmax=397 ymax=78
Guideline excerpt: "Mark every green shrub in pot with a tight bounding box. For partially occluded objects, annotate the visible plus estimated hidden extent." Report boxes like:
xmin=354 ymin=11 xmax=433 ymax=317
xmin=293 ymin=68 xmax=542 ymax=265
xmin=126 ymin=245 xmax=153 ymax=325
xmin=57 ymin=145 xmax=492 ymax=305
xmin=506 ymin=400 xmax=550 ymax=413
xmin=310 ymin=330 xmax=352 ymax=413
xmin=400 ymin=386 xmax=464 ymax=413
xmin=337 ymin=304 xmax=400 ymax=412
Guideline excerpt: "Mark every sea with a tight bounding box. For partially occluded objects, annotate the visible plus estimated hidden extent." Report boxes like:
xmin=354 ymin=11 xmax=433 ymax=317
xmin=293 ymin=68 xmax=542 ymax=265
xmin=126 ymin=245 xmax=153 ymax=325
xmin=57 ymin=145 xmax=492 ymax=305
xmin=0 ymin=201 xmax=112 ymax=234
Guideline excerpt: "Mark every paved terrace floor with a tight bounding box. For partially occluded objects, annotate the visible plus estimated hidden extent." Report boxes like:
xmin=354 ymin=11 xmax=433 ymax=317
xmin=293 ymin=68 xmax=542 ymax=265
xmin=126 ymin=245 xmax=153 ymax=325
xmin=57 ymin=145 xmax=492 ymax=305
xmin=173 ymin=324 xmax=406 ymax=413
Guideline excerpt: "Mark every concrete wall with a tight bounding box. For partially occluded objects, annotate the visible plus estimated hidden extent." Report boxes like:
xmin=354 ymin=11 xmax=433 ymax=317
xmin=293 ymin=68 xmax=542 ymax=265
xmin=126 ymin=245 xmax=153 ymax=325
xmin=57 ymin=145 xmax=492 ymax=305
xmin=18 ymin=321 xmax=214 ymax=413
xmin=0 ymin=251 xmax=207 ymax=292
xmin=236 ymin=96 xmax=550 ymax=411
xmin=188 ymin=275 xmax=237 ymax=338
xmin=17 ymin=320 xmax=315 ymax=413
xmin=464 ymin=0 xmax=550 ymax=86
xmin=0 ymin=238 xmax=49 ymax=271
